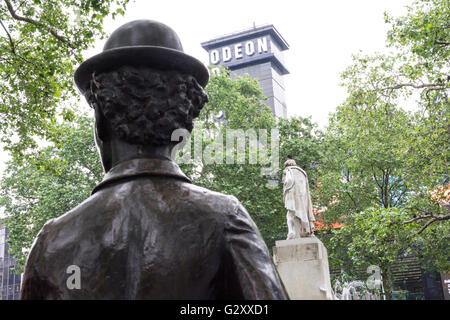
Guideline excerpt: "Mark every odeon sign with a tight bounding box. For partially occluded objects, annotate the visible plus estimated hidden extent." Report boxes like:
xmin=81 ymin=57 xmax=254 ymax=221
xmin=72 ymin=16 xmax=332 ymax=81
xmin=209 ymin=36 xmax=269 ymax=65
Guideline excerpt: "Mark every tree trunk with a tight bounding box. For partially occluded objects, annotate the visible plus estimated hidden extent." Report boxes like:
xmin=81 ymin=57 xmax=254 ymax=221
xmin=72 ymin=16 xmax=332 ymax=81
xmin=381 ymin=266 xmax=392 ymax=300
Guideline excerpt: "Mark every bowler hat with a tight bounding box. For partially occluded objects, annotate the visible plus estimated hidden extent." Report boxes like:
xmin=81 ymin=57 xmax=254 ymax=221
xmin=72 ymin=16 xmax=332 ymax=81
xmin=74 ymin=19 xmax=209 ymax=94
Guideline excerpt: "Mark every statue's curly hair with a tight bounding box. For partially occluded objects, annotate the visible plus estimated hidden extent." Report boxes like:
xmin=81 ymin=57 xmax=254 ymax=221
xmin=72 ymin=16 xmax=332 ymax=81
xmin=84 ymin=65 xmax=208 ymax=145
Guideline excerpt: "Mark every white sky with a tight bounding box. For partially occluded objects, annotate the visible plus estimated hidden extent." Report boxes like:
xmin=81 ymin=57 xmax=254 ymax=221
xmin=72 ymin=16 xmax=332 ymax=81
xmin=92 ymin=0 xmax=415 ymax=127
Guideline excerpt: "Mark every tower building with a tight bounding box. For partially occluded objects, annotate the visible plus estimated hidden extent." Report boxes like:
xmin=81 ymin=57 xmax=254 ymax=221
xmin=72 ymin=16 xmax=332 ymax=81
xmin=201 ymin=24 xmax=289 ymax=118
xmin=0 ymin=220 xmax=21 ymax=300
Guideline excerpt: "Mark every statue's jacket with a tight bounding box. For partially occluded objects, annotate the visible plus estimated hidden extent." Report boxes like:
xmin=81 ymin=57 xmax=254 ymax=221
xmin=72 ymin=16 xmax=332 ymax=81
xmin=21 ymin=158 xmax=287 ymax=300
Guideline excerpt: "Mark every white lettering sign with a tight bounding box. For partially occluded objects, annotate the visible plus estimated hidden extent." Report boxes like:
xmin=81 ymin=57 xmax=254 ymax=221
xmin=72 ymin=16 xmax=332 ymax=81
xmin=234 ymin=43 xmax=243 ymax=59
xmin=245 ymin=41 xmax=255 ymax=56
xmin=257 ymin=37 xmax=268 ymax=53
xmin=222 ymin=47 xmax=232 ymax=62
xmin=210 ymin=49 xmax=220 ymax=64
xmin=211 ymin=36 xmax=269 ymax=65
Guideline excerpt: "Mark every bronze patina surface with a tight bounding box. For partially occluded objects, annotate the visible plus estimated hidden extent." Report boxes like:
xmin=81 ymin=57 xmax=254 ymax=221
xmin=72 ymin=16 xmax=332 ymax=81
xmin=21 ymin=20 xmax=287 ymax=300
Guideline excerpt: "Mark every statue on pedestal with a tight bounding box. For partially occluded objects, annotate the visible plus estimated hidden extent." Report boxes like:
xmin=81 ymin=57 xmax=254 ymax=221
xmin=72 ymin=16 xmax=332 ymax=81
xmin=274 ymin=158 xmax=335 ymax=300
xmin=282 ymin=157 xmax=316 ymax=239
xmin=20 ymin=20 xmax=287 ymax=300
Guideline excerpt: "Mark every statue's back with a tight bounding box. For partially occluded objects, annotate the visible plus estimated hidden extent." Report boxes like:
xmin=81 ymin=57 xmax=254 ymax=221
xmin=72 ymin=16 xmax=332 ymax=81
xmin=21 ymin=160 xmax=288 ymax=300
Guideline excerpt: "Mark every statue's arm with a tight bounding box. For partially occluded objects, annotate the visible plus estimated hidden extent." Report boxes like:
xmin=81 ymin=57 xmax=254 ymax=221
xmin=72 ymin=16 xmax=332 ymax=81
xmin=283 ymin=168 xmax=294 ymax=191
xmin=21 ymin=221 xmax=61 ymax=300
xmin=224 ymin=197 xmax=288 ymax=300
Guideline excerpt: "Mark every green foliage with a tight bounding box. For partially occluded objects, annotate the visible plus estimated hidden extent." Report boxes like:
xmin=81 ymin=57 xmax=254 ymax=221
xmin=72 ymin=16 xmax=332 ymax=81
xmin=325 ymin=207 xmax=416 ymax=298
xmin=0 ymin=115 xmax=103 ymax=271
xmin=317 ymin=0 xmax=449 ymax=297
xmin=386 ymin=0 xmax=449 ymax=64
xmin=277 ymin=116 xmax=322 ymax=187
xmin=329 ymin=207 xmax=411 ymax=269
xmin=318 ymin=101 xmax=413 ymax=216
xmin=0 ymin=0 xmax=129 ymax=158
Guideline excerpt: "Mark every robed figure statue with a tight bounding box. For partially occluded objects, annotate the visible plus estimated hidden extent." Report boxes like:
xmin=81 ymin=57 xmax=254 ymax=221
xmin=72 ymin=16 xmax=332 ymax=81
xmin=282 ymin=158 xmax=316 ymax=239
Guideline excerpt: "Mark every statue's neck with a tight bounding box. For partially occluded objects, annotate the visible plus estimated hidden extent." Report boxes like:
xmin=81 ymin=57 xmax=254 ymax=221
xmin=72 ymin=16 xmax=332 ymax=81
xmin=94 ymin=109 xmax=175 ymax=172
xmin=108 ymin=139 xmax=173 ymax=168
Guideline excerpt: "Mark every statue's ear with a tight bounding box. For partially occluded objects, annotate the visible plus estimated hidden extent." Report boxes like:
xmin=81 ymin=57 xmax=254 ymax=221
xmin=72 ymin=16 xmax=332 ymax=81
xmin=94 ymin=106 xmax=110 ymax=142
xmin=94 ymin=107 xmax=112 ymax=172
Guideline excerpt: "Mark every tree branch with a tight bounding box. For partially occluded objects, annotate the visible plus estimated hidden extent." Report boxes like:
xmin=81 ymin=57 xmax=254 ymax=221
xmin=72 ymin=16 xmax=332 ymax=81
xmin=380 ymin=168 xmax=390 ymax=208
xmin=0 ymin=20 xmax=30 ymax=63
xmin=0 ymin=19 xmax=16 ymax=54
xmin=345 ymin=191 xmax=358 ymax=209
xmin=435 ymin=41 xmax=450 ymax=47
xmin=372 ymin=166 xmax=383 ymax=189
xmin=404 ymin=213 xmax=433 ymax=224
xmin=404 ymin=213 xmax=450 ymax=235
xmin=415 ymin=214 xmax=449 ymax=235
xmin=392 ymin=186 xmax=408 ymax=207
xmin=4 ymin=0 xmax=74 ymax=49
xmin=380 ymin=82 xmax=447 ymax=91
xmin=15 ymin=0 xmax=27 ymax=12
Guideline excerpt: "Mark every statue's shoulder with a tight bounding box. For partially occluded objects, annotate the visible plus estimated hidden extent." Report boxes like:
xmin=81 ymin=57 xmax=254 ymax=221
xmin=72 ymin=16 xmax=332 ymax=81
xmin=181 ymin=183 xmax=242 ymax=214
xmin=188 ymin=185 xmax=254 ymax=224
xmin=33 ymin=191 xmax=105 ymax=247
xmin=290 ymin=166 xmax=308 ymax=177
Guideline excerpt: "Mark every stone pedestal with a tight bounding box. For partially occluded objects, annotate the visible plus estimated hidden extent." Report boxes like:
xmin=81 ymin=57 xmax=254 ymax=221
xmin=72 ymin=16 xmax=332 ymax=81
xmin=273 ymin=237 xmax=334 ymax=300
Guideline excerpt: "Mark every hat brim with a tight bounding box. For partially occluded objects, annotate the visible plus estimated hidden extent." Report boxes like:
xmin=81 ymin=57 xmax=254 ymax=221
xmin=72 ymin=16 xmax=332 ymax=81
xmin=74 ymin=46 xmax=209 ymax=94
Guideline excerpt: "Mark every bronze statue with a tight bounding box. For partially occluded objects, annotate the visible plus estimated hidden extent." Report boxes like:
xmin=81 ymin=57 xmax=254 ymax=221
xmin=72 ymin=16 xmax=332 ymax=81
xmin=20 ymin=20 xmax=287 ymax=300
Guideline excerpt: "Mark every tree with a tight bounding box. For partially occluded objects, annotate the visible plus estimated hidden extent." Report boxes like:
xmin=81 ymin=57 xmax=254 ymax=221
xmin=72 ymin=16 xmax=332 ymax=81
xmin=383 ymin=0 xmax=449 ymax=196
xmin=386 ymin=0 xmax=449 ymax=71
xmin=0 ymin=115 xmax=103 ymax=271
xmin=318 ymin=0 xmax=449 ymax=227
xmin=0 ymin=0 xmax=129 ymax=158
xmin=317 ymin=95 xmax=413 ymax=222
xmin=277 ymin=116 xmax=323 ymax=187
xmin=326 ymin=207 xmax=417 ymax=300
xmin=316 ymin=0 xmax=449 ymax=298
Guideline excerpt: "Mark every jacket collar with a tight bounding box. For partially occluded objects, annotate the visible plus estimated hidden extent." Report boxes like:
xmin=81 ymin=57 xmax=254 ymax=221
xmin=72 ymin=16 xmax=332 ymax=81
xmin=92 ymin=157 xmax=191 ymax=194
